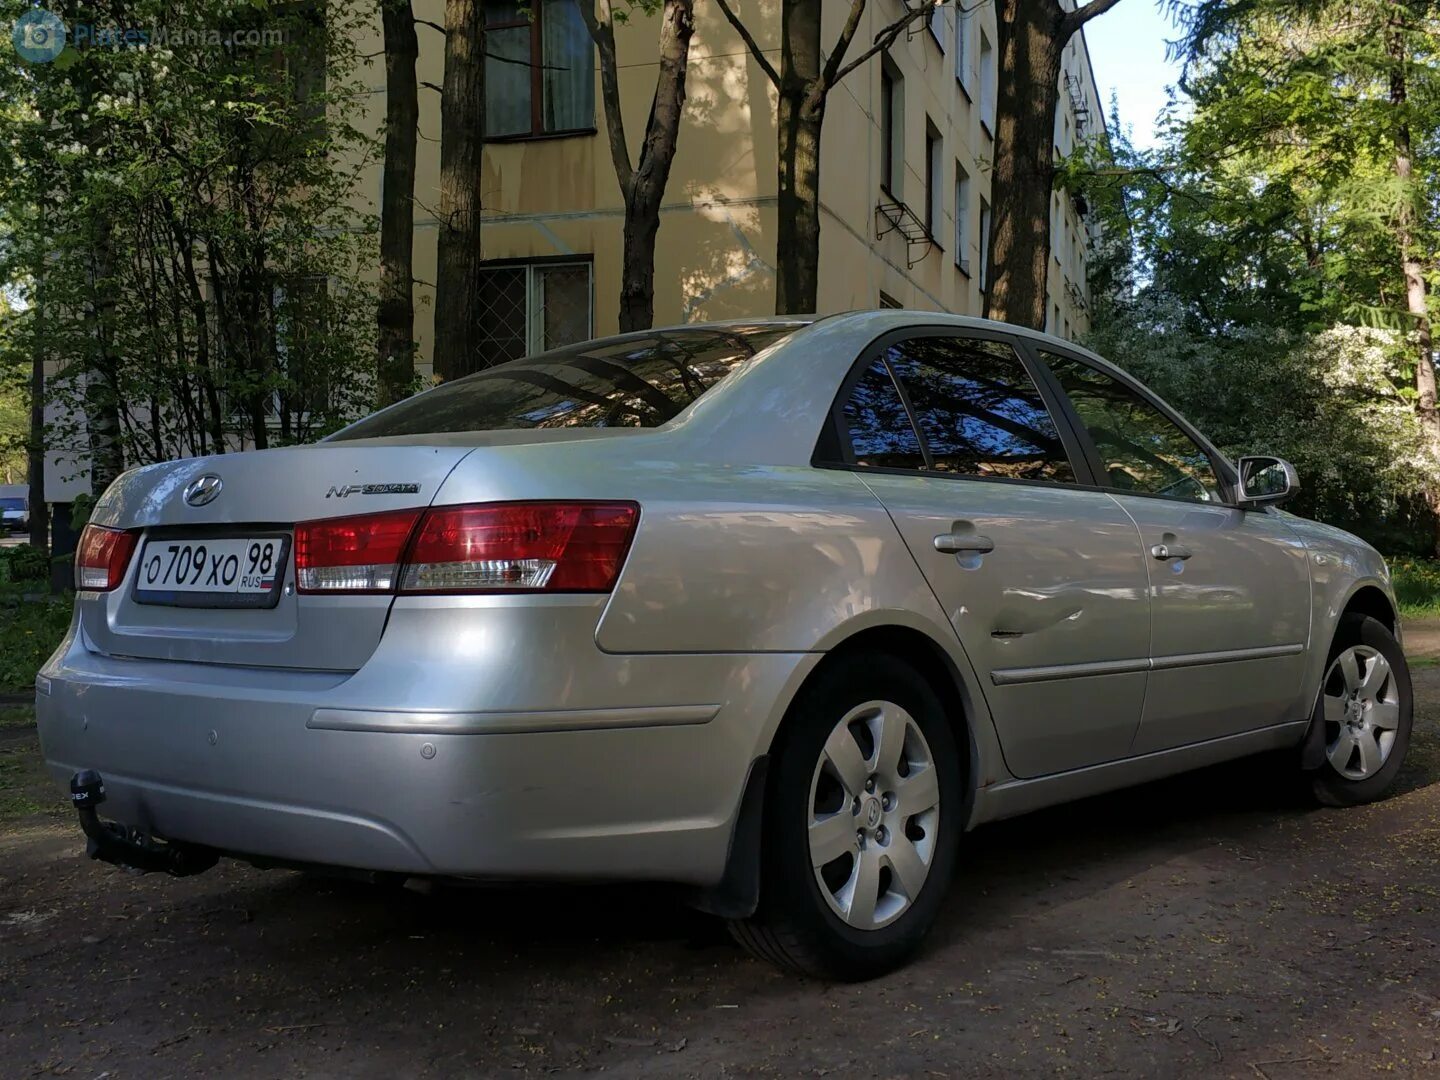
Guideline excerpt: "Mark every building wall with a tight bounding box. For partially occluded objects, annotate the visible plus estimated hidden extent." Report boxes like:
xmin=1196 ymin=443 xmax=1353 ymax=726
xmin=350 ymin=0 xmax=1106 ymax=379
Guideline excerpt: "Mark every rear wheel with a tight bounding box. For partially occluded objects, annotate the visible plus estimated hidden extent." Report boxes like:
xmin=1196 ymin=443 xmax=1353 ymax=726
xmin=729 ymin=654 xmax=963 ymax=980
xmin=1310 ymin=615 xmax=1412 ymax=807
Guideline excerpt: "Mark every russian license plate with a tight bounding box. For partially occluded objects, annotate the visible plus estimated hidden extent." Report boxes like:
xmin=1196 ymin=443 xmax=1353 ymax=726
xmin=133 ymin=536 xmax=290 ymax=608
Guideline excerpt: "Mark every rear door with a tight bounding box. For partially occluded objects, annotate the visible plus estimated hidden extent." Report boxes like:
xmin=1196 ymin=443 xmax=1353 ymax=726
xmin=825 ymin=328 xmax=1152 ymax=778
xmin=1030 ymin=346 xmax=1312 ymax=752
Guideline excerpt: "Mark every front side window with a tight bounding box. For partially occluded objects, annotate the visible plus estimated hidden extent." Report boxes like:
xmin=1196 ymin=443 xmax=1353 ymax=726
xmin=1042 ymin=352 xmax=1222 ymax=502
xmin=841 ymin=359 xmax=925 ymax=470
xmin=485 ymin=0 xmax=594 ymax=138
xmin=871 ymin=336 xmax=1076 ymax=483
xmin=332 ymin=325 xmax=802 ymax=439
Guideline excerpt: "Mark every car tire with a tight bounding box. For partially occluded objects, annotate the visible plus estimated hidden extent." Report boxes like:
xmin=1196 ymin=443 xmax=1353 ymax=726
xmin=729 ymin=653 xmax=963 ymax=980
xmin=1309 ymin=614 xmax=1413 ymax=807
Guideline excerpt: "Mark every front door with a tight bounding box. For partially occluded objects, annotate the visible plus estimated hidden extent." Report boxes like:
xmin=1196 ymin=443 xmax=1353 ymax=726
xmin=828 ymin=330 xmax=1153 ymax=778
xmin=1036 ymin=349 xmax=1312 ymax=752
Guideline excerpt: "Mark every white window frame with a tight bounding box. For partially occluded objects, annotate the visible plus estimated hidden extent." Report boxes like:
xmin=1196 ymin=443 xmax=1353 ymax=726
xmin=954 ymin=161 xmax=971 ymax=275
xmin=979 ymin=28 xmax=996 ymax=136
xmin=525 ymin=261 xmax=593 ymax=354
xmin=978 ymin=196 xmax=992 ymax=292
xmin=954 ymin=1 xmax=971 ymax=94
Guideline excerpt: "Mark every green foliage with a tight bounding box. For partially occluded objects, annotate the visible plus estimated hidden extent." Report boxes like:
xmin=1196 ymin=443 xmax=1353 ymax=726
xmin=1082 ymin=0 xmax=1440 ymax=550
xmin=1390 ymin=557 xmax=1440 ymax=618
xmin=0 ymin=596 xmax=71 ymax=693
xmin=0 ymin=0 xmax=381 ymax=487
xmin=0 ymin=545 xmax=51 ymax=583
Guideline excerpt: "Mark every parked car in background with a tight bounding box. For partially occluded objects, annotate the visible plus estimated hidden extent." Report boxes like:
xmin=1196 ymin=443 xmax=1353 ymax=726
xmin=37 ymin=312 xmax=1411 ymax=980
xmin=0 ymin=486 xmax=29 ymax=534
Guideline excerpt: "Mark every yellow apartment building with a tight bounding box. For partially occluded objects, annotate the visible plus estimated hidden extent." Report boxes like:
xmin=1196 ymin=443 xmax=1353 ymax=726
xmin=354 ymin=0 xmax=1107 ymax=378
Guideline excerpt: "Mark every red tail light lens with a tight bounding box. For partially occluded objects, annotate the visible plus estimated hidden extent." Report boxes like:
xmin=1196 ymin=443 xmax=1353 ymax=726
xmin=76 ymin=524 xmax=138 ymax=591
xmin=291 ymin=502 xmax=639 ymax=595
xmin=401 ymin=502 xmax=639 ymax=593
xmin=295 ymin=509 xmax=422 ymax=593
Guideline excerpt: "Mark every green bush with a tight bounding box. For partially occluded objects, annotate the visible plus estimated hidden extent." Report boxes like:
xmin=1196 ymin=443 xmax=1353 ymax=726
xmin=0 ymin=596 xmax=72 ymax=692
xmin=0 ymin=544 xmax=51 ymax=584
xmin=1390 ymin=558 xmax=1440 ymax=619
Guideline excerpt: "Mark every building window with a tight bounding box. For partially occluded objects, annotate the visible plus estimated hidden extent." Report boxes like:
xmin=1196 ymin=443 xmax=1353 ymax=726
xmin=924 ymin=122 xmax=942 ymax=238
xmin=485 ymin=0 xmax=594 ymax=139
xmin=954 ymin=3 xmax=971 ymax=95
xmin=928 ymin=3 xmax=945 ymax=50
xmin=879 ymin=291 xmax=903 ymax=309
xmin=880 ymin=63 xmax=903 ymax=195
xmin=978 ymin=196 xmax=992 ymax=293
xmin=472 ymin=259 xmax=593 ymax=374
xmin=954 ymin=162 xmax=971 ymax=274
xmin=979 ymin=29 xmax=996 ymax=135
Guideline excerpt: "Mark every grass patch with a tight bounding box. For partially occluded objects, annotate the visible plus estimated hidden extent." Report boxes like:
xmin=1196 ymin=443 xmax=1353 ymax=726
xmin=0 ymin=712 xmax=65 ymax=824
xmin=0 ymin=593 xmax=71 ymax=694
xmin=1390 ymin=558 xmax=1440 ymax=619
xmin=0 ymin=707 xmax=36 ymax=729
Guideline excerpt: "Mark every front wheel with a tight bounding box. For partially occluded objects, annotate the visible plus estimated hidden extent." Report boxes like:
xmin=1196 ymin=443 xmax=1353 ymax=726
xmin=1310 ymin=614 xmax=1413 ymax=807
xmin=729 ymin=654 xmax=963 ymax=980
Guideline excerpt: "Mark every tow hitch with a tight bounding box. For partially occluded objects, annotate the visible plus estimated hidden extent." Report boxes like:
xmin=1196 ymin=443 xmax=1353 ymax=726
xmin=69 ymin=770 xmax=218 ymax=877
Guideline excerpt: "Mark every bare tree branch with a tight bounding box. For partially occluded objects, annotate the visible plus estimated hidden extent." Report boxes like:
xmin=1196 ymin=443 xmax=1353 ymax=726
xmin=714 ymin=0 xmax=781 ymax=87
xmin=1062 ymin=0 xmax=1127 ymax=38
xmin=577 ymin=0 xmax=635 ymax=194
xmin=828 ymin=0 xmax=936 ymax=89
xmin=818 ymin=1 xmax=869 ymax=91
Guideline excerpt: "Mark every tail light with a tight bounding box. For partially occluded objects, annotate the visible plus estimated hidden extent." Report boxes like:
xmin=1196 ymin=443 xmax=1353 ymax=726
xmin=295 ymin=509 xmax=422 ymax=593
xmin=294 ymin=502 xmax=638 ymax=595
xmin=76 ymin=524 xmax=138 ymax=591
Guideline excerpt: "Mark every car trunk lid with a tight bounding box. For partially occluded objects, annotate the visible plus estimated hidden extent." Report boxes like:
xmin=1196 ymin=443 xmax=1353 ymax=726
xmin=80 ymin=443 xmax=475 ymax=670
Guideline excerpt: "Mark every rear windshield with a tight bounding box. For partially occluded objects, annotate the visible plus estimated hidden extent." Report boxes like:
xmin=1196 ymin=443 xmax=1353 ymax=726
xmin=331 ymin=324 xmax=804 ymax=440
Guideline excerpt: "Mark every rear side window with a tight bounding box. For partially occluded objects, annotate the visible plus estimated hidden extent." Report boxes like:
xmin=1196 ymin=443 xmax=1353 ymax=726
xmin=1041 ymin=352 xmax=1221 ymax=502
xmin=841 ymin=359 xmax=925 ymax=469
xmin=331 ymin=325 xmax=802 ymax=439
xmin=882 ymin=336 xmax=1075 ymax=483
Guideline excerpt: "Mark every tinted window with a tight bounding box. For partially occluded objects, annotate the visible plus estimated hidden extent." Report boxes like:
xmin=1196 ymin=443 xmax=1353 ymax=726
xmin=842 ymin=359 xmax=925 ymax=469
xmin=332 ymin=325 xmax=802 ymax=439
xmin=1042 ymin=352 xmax=1221 ymax=502
xmin=885 ymin=336 xmax=1075 ymax=483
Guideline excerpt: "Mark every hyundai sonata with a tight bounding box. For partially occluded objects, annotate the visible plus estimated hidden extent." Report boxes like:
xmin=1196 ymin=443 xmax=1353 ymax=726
xmin=37 ymin=312 xmax=1411 ymax=979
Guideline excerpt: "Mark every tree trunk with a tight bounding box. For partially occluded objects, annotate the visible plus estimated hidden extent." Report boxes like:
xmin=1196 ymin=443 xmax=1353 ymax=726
xmin=984 ymin=0 xmax=1064 ymax=329
xmin=776 ymin=93 xmax=823 ymax=314
xmin=616 ymin=0 xmax=695 ymax=332
xmin=377 ymin=0 xmax=419 ymax=404
xmin=27 ymin=260 xmax=49 ymax=554
xmin=85 ymin=215 xmax=125 ymax=496
xmin=1387 ymin=19 xmax=1440 ymax=554
xmin=775 ymin=0 xmax=823 ymax=315
xmin=433 ymin=0 xmax=485 ymax=381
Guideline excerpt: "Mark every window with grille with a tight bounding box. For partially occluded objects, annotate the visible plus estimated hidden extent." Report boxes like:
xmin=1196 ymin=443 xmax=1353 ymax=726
xmin=472 ymin=260 xmax=593 ymax=374
xmin=485 ymin=0 xmax=595 ymax=139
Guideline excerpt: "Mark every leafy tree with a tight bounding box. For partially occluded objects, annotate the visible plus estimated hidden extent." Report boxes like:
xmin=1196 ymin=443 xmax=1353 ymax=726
xmin=0 ymin=0 xmax=379 ymax=493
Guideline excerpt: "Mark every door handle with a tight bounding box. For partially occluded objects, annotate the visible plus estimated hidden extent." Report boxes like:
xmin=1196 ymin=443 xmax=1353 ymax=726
xmin=934 ymin=533 xmax=995 ymax=555
xmin=1150 ymin=543 xmax=1193 ymax=561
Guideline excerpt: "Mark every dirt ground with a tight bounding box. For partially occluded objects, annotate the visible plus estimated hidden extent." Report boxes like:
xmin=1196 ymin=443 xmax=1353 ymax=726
xmin=5 ymin=641 xmax=1440 ymax=1078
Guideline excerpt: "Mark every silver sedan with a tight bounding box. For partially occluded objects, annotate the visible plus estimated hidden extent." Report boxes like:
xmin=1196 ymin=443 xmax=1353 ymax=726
xmin=38 ymin=311 xmax=1412 ymax=979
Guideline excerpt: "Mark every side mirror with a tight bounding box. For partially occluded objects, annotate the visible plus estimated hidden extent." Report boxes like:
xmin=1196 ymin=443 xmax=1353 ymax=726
xmin=1237 ymin=455 xmax=1299 ymax=508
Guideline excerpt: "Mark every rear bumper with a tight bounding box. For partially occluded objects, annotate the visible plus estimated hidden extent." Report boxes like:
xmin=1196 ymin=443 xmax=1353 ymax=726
xmin=36 ymin=604 xmax=813 ymax=885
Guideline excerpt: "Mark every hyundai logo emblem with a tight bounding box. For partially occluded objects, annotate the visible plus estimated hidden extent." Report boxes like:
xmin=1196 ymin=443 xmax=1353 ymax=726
xmin=183 ymin=474 xmax=223 ymax=508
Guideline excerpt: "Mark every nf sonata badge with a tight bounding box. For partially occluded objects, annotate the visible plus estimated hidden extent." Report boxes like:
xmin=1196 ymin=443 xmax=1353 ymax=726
xmin=183 ymin=474 xmax=223 ymax=507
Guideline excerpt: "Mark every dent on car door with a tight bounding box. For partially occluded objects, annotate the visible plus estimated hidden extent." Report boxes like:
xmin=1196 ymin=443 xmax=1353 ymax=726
xmin=832 ymin=331 xmax=1151 ymax=779
xmin=1037 ymin=350 xmax=1312 ymax=752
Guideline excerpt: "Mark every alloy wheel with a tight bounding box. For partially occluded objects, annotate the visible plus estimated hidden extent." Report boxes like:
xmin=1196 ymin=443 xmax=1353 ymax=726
xmin=1322 ymin=644 xmax=1401 ymax=781
xmin=807 ymin=699 xmax=941 ymax=930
